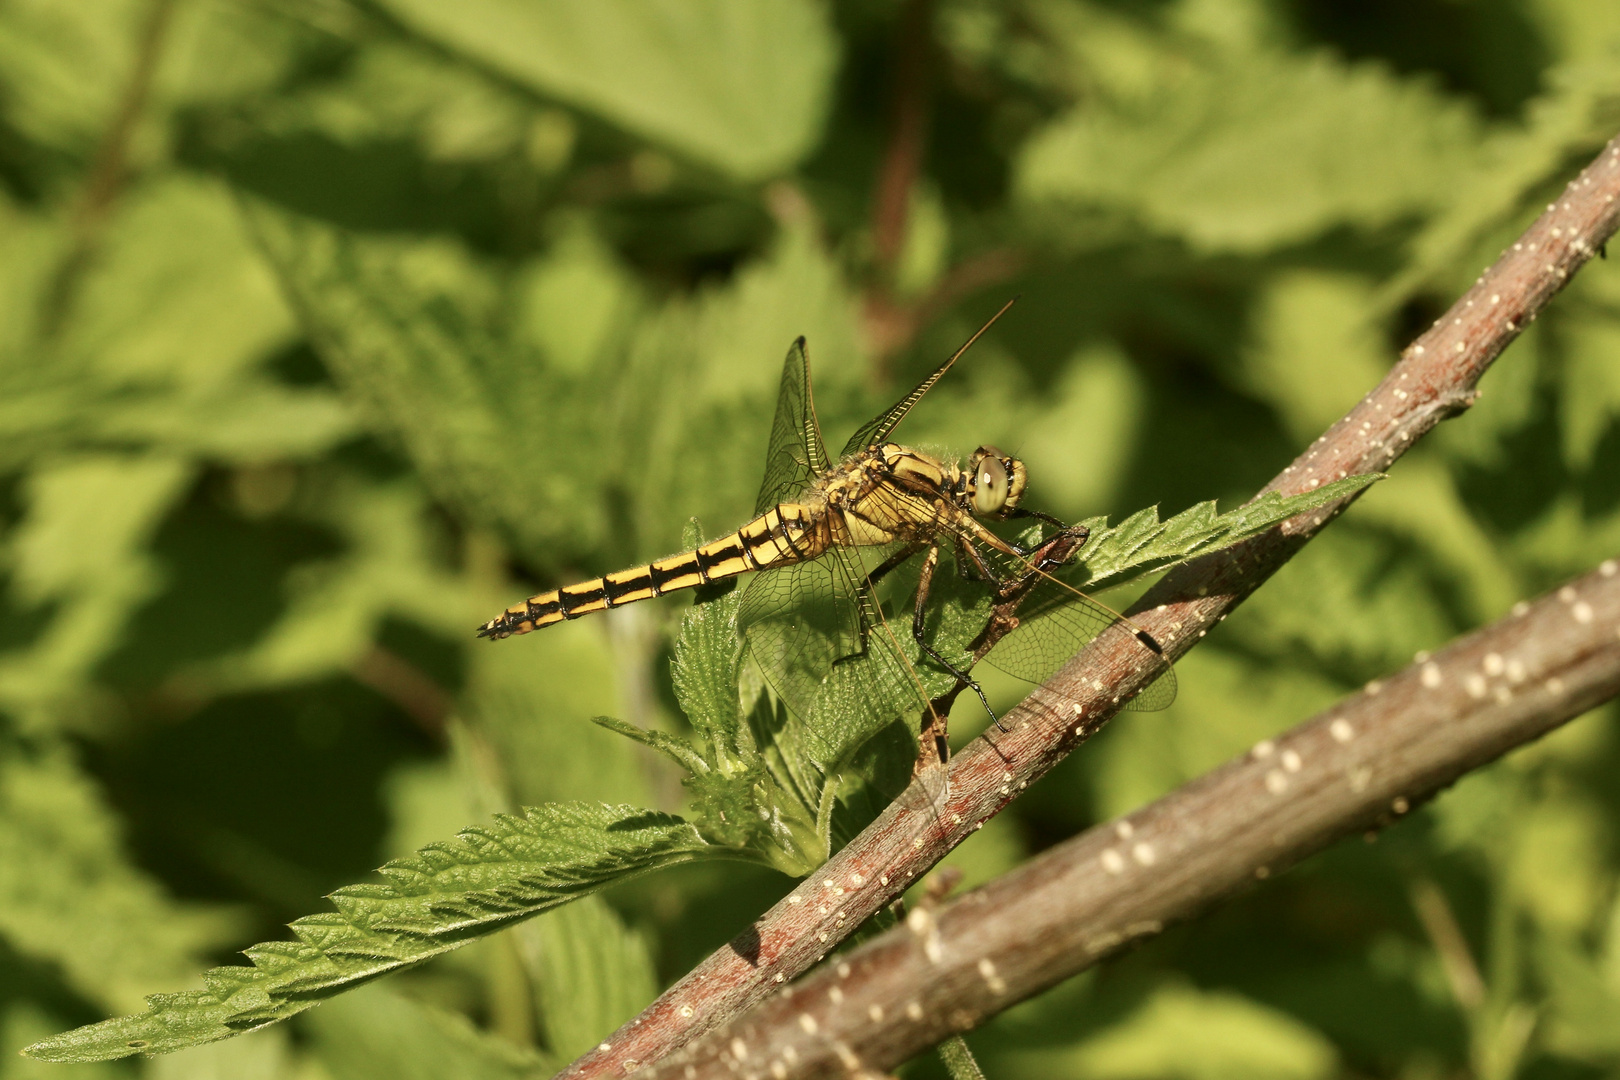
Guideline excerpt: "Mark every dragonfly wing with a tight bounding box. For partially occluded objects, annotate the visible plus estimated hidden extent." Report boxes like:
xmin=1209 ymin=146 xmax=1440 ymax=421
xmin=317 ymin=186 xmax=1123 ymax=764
xmin=838 ymin=299 xmax=1015 ymax=457
xmin=740 ymin=545 xmax=953 ymax=857
xmin=977 ymin=549 xmax=1178 ymax=712
xmin=755 ymin=338 xmax=832 ymax=515
xmin=738 ymin=543 xmax=938 ymax=767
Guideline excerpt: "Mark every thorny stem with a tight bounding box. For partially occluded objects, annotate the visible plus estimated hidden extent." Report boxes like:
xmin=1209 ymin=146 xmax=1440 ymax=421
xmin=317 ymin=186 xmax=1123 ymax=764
xmin=641 ymin=561 xmax=1620 ymax=1080
xmin=558 ymin=131 xmax=1620 ymax=1080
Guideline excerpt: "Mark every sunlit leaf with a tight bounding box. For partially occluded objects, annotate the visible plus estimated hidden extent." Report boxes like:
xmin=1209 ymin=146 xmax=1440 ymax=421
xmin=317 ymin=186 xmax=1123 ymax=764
xmin=0 ymin=0 xmax=144 ymax=153
xmin=22 ymin=804 xmax=725 ymax=1062
xmin=0 ymin=453 xmax=192 ymax=721
xmin=1073 ymin=473 xmax=1384 ymax=591
xmin=1242 ymin=272 xmax=1390 ymax=443
xmin=377 ymin=0 xmax=838 ymax=180
xmin=1017 ymin=50 xmax=1481 ymax=253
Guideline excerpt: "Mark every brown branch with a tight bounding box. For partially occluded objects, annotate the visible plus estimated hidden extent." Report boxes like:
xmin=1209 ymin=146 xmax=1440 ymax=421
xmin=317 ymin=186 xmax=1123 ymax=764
xmin=862 ymin=247 xmax=1029 ymax=365
xmin=869 ymin=0 xmax=935 ymax=283
xmin=558 ymin=131 xmax=1620 ymax=1080
xmin=349 ymin=645 xmax=453 ymax=739
xmin=1410 ymin=876 xmax=1486 ymax=1011
xmin=42 ymin=0 xmax=177 ymax=333
xmin=641 ymin=561 xmax=1620 ymax=1079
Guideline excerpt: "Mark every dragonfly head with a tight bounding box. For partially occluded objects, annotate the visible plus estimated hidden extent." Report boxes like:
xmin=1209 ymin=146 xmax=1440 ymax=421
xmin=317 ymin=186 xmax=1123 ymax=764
xmin=966 ymin=445 xmax=1028 ymax=519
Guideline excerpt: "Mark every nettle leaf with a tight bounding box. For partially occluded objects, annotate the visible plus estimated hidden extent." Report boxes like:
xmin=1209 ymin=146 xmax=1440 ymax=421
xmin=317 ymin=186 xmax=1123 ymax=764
xmin=0 ymin=740 xmax=235 ymax=1015
xmin=309 ymin=982 xmax=554 ymax=1080
xmin=589 ymin=714 xmax=712 ymax=776
xmin=0 ymin=453 xmax=194 ymax=722
xmin=377 ymin=0 xmax=838 ymax=180
xmin=0 ymin=0 xmax=145 ymax=153
xmin=23 ymin=804 xmax=725 ymax=1062
xmin=616 ymin=575 xmax=825 ymax=875
xmin=1016 ymin=49 xmax=1481 ymax=254
xmin=0 ymin=178 xmax=354 ymax=471
xmin=668 ymin=521 xmax=750 ymax=765
xmin=246 ymin=200 xmax=613 ymax=562
xmin=520 ymin=894 xmax=657 ymax=1062
xmin=612 ymin=218 xmax=865 ymax=559
xmin=1073 ymin=475 xmax=1383 ymax=591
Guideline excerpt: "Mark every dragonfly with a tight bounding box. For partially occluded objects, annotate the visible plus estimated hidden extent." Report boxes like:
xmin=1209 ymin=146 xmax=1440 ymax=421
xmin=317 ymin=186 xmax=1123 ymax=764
xmin=477 ymin=302 xmax=1175 ymax=758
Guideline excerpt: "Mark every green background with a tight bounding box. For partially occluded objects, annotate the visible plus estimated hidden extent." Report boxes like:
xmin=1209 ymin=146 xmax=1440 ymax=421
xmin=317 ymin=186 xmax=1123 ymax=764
xmin=3 ymin=1 xmax=1620 ymax=1078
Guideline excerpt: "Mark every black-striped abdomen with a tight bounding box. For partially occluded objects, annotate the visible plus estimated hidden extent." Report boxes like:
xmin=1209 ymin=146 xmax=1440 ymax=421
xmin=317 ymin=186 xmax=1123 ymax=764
xmin=476 ymin=503 xmax=824 ymax=639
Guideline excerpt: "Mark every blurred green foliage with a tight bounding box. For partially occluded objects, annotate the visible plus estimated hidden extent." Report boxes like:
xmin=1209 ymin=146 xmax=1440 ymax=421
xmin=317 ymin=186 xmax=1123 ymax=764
xmin=2 ymin=0 xmax=1620 ymax=1077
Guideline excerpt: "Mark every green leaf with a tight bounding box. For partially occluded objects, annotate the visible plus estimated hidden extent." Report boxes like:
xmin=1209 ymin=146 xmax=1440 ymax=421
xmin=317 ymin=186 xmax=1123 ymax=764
xmin=1241 ymin=272 xmax=1391 ymax=443
xmin=666 ymin=583 xmax=826 ymax=874
xmin=520 ymin=894 xmax=656 ymax=1062
xmin=589 ymin=714 xmax=710 ymax=776
xmin=1376 ymin=62 xmax=1620 ymax=308
xmin=610 ymin=217 xmax=866 ymax=559
xmin=1218 ymin=526 xmax=1455 ymax=677
xmin=22 ymin=804 xmax=725 ymax=1062
xmin=0 ymin=453 xmax=193 ymax=723
xmin=669 ymin=581 xmax=748 ymax=766
xmin=1016 ymin=50 xmax=1481 ymax=254
xmin=184 ymin=478 xmax=471 ymax=694
xmin=246 ymin=201 xmax=608 ymax=562
xmin=466 ymin=625 xmax=652 ymax=810
xmin=0 ymin=0 xmax=144 ymax=153
xmin=308 ymin=982 xmax=552 ymax=1080
xmin=1017 ymin=341 xmax=1147 ymax=519
xmin=1074 ymin=473 xmax=1384 ymax=591
xmin=0 ymin=177 xmax=353 ymax=470
xmin=64 ymin=176 xmax=296 ymax=387
xmin=1012 ymin=981 xmax=1339 ymax=1079
xmin=376 ymin=0 xmax=838 ymax=180
xmin=1557 ymin=280 xmax=1620 ymax=468
xmin=1344 ymin=459 xmax=1521 ymax=621
xmin=0 ymin=739 xmax=236 ymax=1014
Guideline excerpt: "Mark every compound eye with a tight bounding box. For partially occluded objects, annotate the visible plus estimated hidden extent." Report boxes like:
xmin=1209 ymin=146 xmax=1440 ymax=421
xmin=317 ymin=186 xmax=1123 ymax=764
xmin=972 ymin=455 xmax=1009 ymax=516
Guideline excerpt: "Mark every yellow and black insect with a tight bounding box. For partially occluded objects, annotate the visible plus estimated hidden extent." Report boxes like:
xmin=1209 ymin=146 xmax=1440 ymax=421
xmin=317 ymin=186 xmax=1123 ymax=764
xmin=479 ymin=302 xmax=1175 ymax=733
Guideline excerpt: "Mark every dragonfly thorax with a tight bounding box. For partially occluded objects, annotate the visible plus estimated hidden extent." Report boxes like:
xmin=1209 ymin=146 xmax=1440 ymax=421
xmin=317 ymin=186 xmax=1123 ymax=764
xmin=864 ymin=443 xmax=1028 ymax=521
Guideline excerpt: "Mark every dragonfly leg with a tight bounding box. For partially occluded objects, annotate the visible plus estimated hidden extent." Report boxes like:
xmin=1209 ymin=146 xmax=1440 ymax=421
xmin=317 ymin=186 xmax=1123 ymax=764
xmin=1008 ymin=506 xmax=1069 ymax=534
xmin=914 ymin=544 xmax=1002 ymax=732
xmin=1007 ymin=510 xmax=1089 ymax=561
xmin=955 ymin=534 xmax=1007 ymax=588
xmin=861 ymin=542 xmax=926 ymax=590
xmin=1026 ymin=524 xmax=1091 ymax=572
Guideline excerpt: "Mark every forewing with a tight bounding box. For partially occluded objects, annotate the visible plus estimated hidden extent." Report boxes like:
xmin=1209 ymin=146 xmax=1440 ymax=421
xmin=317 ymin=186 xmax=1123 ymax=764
xmin=838 ymin=299 xmax=1015 ymax=456
xmin=977 ymin=545 xmax=1177 ymax=712
xmin=756 ymin=337 xmax=832 ymax=514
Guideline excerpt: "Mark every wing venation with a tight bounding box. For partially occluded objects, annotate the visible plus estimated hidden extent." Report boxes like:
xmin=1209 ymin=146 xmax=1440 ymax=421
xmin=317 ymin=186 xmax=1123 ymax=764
xmin=755 ymin=338 xmax=831 ymax=514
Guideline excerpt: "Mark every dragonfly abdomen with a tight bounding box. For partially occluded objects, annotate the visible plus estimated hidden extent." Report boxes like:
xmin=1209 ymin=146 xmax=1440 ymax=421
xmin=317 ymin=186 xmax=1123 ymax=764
xmin=477 ymin=504 xmax=823 ymax=639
